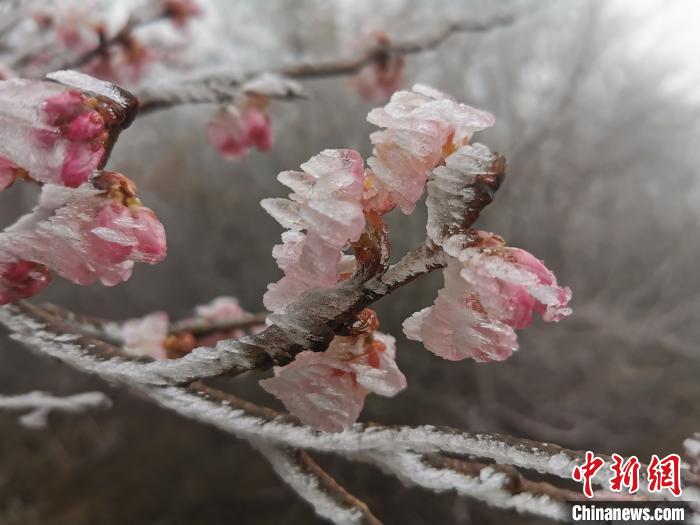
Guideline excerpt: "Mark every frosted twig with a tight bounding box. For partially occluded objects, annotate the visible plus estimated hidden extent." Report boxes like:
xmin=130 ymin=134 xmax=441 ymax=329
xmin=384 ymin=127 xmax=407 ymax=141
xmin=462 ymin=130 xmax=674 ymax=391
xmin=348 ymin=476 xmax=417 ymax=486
xmin=169 ymin=311 xmax=268 ymax=336
xmin=136 ymin=13 xmax=515 ymax=114
xmin=0 ymin=307 xmax=695 ymax=522
xmin=252 ymin=443 xmax=382 ymax=525
xmin=0 ymin=390 xmax=112 ymax=428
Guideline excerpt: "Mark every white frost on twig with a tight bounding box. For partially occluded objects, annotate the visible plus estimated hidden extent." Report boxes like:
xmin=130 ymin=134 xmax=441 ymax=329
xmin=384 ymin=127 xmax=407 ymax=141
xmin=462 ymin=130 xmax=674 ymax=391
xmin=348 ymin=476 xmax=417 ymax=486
xmin=0 ymin=390 xmax=111 ymax=428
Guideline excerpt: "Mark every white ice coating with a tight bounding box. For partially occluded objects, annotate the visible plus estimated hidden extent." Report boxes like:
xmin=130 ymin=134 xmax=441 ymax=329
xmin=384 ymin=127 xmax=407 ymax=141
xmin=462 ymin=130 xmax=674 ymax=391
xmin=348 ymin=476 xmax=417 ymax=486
xmin=0 ymin=78 xmax=72 ymax=184
xmin=0 ymin=390 xmax=111 ymax=428
xmin=47 ymin=70 xmax=132 ymax=108
xmin=252 ymin=442 xmax=368 ymax=525
xmin=2 ymin=304 xmax=697 ymax=516
xmin=241 ymin=73 xmax=304 ymax=99
xmin=357 ymin=450 xmax=568 ymax=521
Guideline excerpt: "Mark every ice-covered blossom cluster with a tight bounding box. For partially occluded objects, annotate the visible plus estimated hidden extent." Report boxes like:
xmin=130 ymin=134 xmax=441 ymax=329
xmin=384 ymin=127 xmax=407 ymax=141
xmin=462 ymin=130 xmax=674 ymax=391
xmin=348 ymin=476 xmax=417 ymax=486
xmin=259 ymin=85 xmax=571 ymax=430
xmin=0 ymin=72 xmax=166 ymax=304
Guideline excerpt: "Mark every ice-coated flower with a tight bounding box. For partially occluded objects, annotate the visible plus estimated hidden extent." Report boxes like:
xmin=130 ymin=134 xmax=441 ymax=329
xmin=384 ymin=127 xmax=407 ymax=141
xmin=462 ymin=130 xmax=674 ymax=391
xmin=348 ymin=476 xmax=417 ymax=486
xmin=0 ymin=77 xmax=131 ymax=188
xmin=403 ymin=261 xmax=518 ymax=362
xmin=458 ymin=241 xmax=572 ymax=328
xmin=120 ymin=311 xmax=169 ymax=359
xmin=262 ymin=149 xmax=366 ymax=249
xmin=366 ymin=84 xmax=495 ymax=213
xmin=83 ymin=37 xmax=157 ymax=86
xmin=0 ymin=172 xmax=166 ymax=302
xmin=260 ymin=331 xmax=406 ymax=432
xmin=351 ymin=33 xmax=405 ymax=101
xmin=403 ymin=235 xmax=571 ymax=362
xmin=0 ymin=260 xmax=51 ymax=305
xmin=206 ymin=105 xmax=273 ymax=160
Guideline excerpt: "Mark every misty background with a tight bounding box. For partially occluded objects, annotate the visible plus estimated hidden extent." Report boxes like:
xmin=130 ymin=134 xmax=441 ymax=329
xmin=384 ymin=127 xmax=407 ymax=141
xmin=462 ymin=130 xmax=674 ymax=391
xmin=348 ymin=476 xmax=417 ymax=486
xmin=1 ymin=0 xmax=699 ymax=523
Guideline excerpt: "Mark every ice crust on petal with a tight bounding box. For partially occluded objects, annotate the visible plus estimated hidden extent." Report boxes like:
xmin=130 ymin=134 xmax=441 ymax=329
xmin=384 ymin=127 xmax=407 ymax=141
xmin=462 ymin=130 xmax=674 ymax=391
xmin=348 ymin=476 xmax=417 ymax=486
xmin=403 ymin=261 xmax=518 ymax=362
xmin=366 ymin=85 xmax=495 ymax=213
xmin=458 ymin=245 xmax=572 ymax=327
xmin=0 ymin=179 xmax=166 ymax=302
xmin=260 ymin=332 xmax=406 ymax=432
xmin=426 ymin=143 xmax=505 ymax=256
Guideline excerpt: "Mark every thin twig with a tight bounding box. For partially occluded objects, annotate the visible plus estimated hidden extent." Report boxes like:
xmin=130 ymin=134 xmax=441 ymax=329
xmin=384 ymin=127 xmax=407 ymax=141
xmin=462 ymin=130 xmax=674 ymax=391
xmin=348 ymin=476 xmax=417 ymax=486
xmin=136 ymin=13 xmax=515 ymax=114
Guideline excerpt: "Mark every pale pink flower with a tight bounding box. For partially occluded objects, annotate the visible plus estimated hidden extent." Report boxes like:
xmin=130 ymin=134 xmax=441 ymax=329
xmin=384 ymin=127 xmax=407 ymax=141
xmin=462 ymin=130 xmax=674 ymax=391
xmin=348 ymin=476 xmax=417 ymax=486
xmin=403 ymin=237 xmax=572 ymax=362
xmin=403 ymin=261 xmax=519 ymax=362
xmin=0 ymin=175 xmax=167 ymax=299
xmin=458 ymin=242 xmax=573 ymax=328
xmin=83 ymin=38 xmax=157 ymax=86
xmin=260 ymin=332 xmax=406 ymax=432
xmin=206 ymin=105 xmax=273 ymax=160
xmin=366 ymin=84 xmax=495 ymax=213
xmin=194 ymin=296 xmax=246 ymax=322
xmin=120 ymin=311 xmax=169 ymax=359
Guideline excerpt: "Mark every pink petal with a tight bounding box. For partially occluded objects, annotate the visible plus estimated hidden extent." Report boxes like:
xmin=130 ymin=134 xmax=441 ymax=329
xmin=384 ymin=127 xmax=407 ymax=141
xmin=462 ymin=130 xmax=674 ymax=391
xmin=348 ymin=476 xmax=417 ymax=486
xmin=61 ymin=141 xmax=104 ymax=187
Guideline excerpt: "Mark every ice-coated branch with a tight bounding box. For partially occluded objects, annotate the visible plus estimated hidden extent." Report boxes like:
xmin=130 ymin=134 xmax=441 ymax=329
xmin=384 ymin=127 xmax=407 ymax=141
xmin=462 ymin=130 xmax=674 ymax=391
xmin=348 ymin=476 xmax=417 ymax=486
xmin=0 ymin=390 xmax=111 ymax=428
xmin=1 ymin=306 xmax=694 ymax=523
xmin=135 ymin=13 xmax=514 ymax=114
xmin=252 ymin=443 xmax=382 ymax=525
xmin=5 ymin=239 xmax=448 ymax=386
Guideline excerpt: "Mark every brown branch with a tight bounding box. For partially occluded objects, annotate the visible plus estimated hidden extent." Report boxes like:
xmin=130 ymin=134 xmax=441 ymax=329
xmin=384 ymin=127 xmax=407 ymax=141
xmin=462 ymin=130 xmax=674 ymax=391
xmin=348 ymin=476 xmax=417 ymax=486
xmin=135 ymin=13 xmax=515 ymax=114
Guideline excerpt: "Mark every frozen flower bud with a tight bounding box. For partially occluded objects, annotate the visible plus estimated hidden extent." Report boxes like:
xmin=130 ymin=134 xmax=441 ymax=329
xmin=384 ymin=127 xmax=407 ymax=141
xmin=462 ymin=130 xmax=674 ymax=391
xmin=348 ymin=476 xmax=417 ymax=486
xmin=206 ymin=104 xmax=273 ymax=160
xmin=0 ymin=260 xmax=51 ymax=305
xmin=0 ymin=73 xmax=137 ymax=188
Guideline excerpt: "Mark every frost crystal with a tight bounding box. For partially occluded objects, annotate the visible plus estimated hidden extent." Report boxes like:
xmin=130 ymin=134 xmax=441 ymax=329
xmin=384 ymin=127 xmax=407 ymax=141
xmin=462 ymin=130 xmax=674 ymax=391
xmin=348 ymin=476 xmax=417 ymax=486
xmin=366 ymin=84 xmax=495 ymax=213
xmin=260 ymin=331 xmax=406 ymax=432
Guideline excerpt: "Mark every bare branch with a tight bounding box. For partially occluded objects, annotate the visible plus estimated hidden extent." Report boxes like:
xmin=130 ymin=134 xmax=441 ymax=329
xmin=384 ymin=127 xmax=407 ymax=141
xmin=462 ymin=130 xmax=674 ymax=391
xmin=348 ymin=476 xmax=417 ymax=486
xmin=135 ymin=13 xmax=515 ymax=114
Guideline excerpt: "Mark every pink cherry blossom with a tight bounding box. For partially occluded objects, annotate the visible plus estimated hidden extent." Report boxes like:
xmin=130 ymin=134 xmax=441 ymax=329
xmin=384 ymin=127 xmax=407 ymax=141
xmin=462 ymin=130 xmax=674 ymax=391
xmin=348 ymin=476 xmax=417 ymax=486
xmin=458 ymin=242 xmax=572 ymax=328
xmin=206 ymin=105 xmax=273 ymax=160
xmin=260 ymin=331 xmax=406 ymax=432
xmin=83 ymin=37 xmax=158 ymax=86
xmin=119 ymin=311 xmax=170 ymax=359
xmin=403 ymin=261 xmax=519 ymax=362
xmin=366 ymin=84 xmax=495 ymax=213
xmin=0 ymin=174 xmax=167 ymax=300
xmin=194 ymin=296 xmax=246 ymax=321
